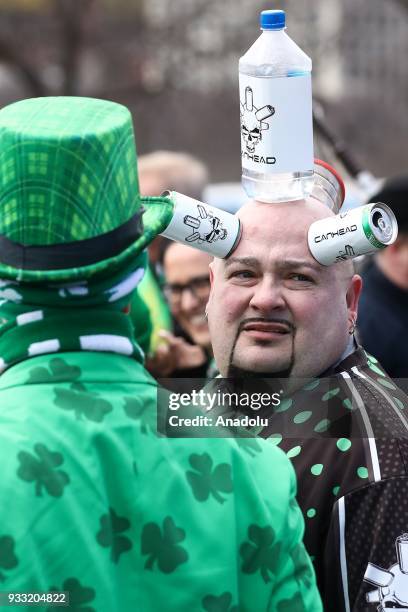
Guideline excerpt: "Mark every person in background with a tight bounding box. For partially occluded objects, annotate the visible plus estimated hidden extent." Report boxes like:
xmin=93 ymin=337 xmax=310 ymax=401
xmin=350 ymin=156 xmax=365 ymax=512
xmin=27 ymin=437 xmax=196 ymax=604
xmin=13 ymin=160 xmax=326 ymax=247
xmin=0 ymin=96 xmax=321 ymax=611
xmin=357 ymin=175 xmax=408 ymax=384
xmin=138 ymin=150 xmax=208 ymax=201
xmin=135 ymin=151 xmax=212 ymax=376
xmin=161 ymin=242 xmax=214 ymax=377
xmin=138 ymin=150 xmax=209 ymax=277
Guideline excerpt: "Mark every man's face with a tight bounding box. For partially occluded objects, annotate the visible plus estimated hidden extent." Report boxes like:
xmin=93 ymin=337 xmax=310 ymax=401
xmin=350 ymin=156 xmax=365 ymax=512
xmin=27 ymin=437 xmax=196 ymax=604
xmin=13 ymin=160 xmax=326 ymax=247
xmin=163 ymin=243 xmax=212 ymax=348
xmin=207 ymin=199 xmax=362 ymax=378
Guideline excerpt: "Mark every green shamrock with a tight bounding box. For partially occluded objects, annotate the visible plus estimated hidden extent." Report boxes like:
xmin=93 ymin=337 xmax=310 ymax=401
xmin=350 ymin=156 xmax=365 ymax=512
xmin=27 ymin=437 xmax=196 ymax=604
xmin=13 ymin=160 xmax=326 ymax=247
xmin=17 ymin=443 xmax=70 ymax=497
xmin=96 ymin=508 xmax=132 ymax=563
xmin=141 ymin=516 xmax=188 ymax=573
xmin=123 ymin=396 xmax=156 ymax=434
xmin=291 ymin=543 xmax=314 ymax=589
xmin=240 ymin=525 xmax=281 ymax=583
xmin=277 ymin=592 xmax=307 ymax=611
xmin=54 ymin=382 xmax=112 ymax=422
xmin=186 ymin=453 xmax=233 ymax=504
xmin=27 ymin=358 xmax=81 ymax=384
xmin=49 ymin=577 xmax=95 ymax=611
xmin=0 ymin=535 xmax=18 ymax=581
xmin=202 ymin=592 xmax=239 ymax=612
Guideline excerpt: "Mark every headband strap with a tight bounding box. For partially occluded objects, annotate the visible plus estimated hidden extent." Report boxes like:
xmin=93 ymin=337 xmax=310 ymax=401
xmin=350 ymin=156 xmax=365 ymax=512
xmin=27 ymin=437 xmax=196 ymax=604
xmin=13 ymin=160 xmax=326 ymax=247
xmin=0 ymin=208 xmax=145 ymax=271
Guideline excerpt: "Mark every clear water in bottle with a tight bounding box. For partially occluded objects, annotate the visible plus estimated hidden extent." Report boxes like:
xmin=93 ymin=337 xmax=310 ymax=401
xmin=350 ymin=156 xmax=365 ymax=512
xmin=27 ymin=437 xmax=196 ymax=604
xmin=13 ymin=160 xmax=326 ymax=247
xmin=239 ymin=10 xmax=314 ymax=202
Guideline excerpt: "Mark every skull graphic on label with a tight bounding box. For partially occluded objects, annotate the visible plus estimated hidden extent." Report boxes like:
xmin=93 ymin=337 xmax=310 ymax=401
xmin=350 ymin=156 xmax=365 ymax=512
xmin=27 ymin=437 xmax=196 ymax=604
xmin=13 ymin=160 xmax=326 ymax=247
xmin=240 ymin=86 xmax=274 ymax=154
xmin=364 ymin=534 xmax=408 ymax=610
xmin=183 ymin=205 xmax=227 ymax=245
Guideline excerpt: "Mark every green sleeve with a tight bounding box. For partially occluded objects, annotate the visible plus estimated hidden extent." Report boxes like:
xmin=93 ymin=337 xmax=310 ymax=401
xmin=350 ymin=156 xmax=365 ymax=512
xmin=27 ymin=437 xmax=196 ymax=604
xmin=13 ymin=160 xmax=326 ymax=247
xmin=136 ymin=265 xmax=172 ymax=353
xmin=129 ymin=289 xmax=153 ymax=355
xmin=270 ymin=463 xmax=323 ymax=611
xmin=233 ymin=438 xmax=323 ymax=611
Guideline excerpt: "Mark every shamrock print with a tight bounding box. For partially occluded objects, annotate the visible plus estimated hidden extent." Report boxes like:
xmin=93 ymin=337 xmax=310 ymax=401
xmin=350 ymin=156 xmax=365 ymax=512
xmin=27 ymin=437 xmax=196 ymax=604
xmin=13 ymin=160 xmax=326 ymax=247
xmin=291 ymin=542 xmax=314 ymax=589
xmin=277 ymin=592 xmax=307 ymax=611
xmin=17 ymin=443 xmax=70 ymax=497
xmin=202 ymin=592 xmax=239 ymax=612
xmin=0 ymin=535 xmax=18 ymax=581
xmin=123 ymin=396 xmax=156 ymax=434
xmin=141 ymin=516 xmax=188 ymax=573
xmin=49 ymin=577 xmax=95 ymax=611
xmin=96 ymin=508 xmax=132 ymax=563
xmin=186 ymin=453 xmax=233 ymax=504
xmin=240 ymin=525 xmax=281 ymax=583
xmin=54 ymin=382 xmax=112 ymax=422
xmin=27 ymin=358 xmax=81 ymax=384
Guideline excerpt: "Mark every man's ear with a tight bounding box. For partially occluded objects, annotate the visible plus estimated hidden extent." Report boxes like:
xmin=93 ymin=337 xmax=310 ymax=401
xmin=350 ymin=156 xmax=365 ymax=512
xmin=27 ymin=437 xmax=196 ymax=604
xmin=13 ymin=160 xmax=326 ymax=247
xmin=209 ymin=261 xmax=215 ymax=288
xmin=346 ymin=274 xmax=363 ymax=322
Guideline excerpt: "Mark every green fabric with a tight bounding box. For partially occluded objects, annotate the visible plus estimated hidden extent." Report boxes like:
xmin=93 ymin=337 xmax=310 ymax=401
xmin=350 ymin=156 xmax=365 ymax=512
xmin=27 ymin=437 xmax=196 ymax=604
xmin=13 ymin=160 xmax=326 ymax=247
xmin=0 ymin=253 xmax=148 ymax=371
xmin=0 ymin=97 xmax=173 ymax=282
xmin=134 ymin=264 xmax=172 ymax=353
xmin=0 ymin=97 xmax=138 ymax=244
xmin=130 ymin=289 xmax=153 ymax=355
xmin=0 ymin=319 xmax=322 ymax=611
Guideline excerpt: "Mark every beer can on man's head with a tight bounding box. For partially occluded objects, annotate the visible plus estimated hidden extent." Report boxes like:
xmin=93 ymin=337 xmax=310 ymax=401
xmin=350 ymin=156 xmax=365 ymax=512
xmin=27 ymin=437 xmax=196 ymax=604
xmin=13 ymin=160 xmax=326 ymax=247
xmin=308 ymin=203 xmax=398 ymax=266
xmin=160 ymin=191 xmax=242 ymax=259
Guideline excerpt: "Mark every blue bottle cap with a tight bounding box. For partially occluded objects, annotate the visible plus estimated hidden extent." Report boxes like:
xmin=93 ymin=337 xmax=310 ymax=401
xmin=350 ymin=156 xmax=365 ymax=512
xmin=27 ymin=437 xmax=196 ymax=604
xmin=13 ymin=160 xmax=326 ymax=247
xmin=260 ymin=10 xmax=286 ymax=30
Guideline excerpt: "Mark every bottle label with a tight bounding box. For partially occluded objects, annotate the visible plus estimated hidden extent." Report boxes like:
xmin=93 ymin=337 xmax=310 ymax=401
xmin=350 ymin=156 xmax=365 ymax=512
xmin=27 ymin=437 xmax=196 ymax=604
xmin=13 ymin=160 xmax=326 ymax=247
xmin=239 ymin=73 xmax=313 ymax=173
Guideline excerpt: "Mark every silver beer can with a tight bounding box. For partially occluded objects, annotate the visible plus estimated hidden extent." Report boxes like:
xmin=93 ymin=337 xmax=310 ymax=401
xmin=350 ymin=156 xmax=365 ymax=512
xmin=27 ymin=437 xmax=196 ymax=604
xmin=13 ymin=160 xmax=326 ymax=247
xmin=308 ymin=203 xmax=398 ymax=266
xmin=160 ymin=191 xmax=242 ymax=259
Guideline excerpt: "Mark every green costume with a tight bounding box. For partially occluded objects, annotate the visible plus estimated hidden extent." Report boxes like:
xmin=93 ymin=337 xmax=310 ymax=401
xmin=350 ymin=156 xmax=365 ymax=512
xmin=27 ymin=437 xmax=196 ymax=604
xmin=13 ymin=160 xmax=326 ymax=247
xmin=0 ymin=97 xmax=322 ymax=611
xmin=133 ymin=264 xmax=172 ymax=353
xmin=130 ymin=288 xmax=154 ymax=355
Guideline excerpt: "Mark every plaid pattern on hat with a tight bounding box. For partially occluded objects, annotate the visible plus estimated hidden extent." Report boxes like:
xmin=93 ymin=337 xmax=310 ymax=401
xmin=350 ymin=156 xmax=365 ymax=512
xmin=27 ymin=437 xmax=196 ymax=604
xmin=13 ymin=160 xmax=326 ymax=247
xmin=0 ymin=97 xmax=173 ymax=282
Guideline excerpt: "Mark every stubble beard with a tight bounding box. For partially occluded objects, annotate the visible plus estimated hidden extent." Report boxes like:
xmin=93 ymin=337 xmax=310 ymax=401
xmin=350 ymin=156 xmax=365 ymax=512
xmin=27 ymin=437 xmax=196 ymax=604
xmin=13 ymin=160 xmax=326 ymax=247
xmin=226 ymin=319 xmax=296 ymax=380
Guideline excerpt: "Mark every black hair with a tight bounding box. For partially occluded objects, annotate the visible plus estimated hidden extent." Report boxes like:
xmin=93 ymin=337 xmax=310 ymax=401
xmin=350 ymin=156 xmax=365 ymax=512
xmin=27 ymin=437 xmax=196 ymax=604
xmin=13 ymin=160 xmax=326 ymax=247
xmin=370 ymin=175 xmax=408 ymax=232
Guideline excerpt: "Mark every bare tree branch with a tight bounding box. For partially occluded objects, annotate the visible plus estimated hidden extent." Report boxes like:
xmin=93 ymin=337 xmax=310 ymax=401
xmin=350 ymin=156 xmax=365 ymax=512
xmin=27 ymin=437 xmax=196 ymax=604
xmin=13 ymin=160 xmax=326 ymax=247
xmin=54 ymin=0 xmax=95 ymax=95
xmin=0 ymin=34 xmax=47 ymax=96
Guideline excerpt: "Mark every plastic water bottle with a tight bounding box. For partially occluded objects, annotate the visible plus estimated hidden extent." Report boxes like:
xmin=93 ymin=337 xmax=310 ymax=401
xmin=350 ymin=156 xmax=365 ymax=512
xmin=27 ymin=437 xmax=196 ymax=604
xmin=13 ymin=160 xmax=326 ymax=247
xmin=239 ymin=9 xmax=314 ymax=202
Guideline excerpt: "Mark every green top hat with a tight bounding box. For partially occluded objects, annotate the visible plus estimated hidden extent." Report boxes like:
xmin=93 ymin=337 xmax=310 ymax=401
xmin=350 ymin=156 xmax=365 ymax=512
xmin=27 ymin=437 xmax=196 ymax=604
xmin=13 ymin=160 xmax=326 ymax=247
xmin=0 ymin=96 xmax=173 ymax=282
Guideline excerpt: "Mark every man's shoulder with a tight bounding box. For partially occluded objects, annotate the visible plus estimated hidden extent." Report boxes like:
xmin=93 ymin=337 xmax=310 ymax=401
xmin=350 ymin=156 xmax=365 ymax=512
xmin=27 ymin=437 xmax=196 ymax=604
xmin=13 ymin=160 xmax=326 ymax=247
xmin=340 ymin=351 xmax=407 ymax=408
xmin=260 ymin=350 xmax=408 ymax=499
xmin=0 ymin=353 xmax=295 ymax=487
xmin=0 ymin=351 xmax=155 ymax=392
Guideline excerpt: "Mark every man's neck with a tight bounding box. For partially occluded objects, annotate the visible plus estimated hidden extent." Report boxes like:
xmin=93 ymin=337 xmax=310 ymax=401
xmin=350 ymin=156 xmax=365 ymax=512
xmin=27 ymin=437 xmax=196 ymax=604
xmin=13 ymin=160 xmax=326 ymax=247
xmin=335 ymin=335 xmax=357 ymax=368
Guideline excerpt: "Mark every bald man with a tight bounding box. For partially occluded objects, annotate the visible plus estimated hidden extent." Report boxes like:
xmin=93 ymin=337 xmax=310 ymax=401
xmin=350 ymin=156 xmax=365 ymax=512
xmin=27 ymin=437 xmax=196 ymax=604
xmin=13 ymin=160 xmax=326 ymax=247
xmin=207 ymin=196 xmax=408 ymax=611
xmin=208 ymin=198 xmax=360 ymax=380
